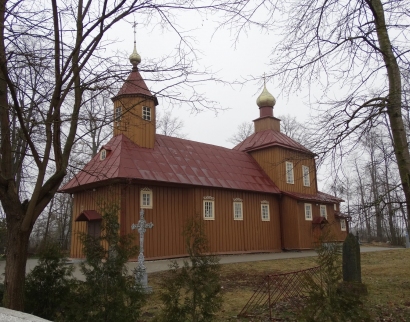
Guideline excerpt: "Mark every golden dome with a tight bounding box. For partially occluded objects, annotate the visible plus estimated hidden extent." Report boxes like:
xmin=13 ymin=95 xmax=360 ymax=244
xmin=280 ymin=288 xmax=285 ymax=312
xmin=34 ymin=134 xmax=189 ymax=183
xmin=129 ymin=42 xmax=141 ymax=68
xmin=256 ymin=84 xmax=276 ymax=108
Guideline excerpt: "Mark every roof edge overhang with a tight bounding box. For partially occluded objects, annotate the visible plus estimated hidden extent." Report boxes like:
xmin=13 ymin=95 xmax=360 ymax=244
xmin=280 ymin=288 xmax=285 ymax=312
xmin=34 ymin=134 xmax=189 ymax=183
xmin=60 ymin=176 xmax=281 ymax=195
xmin=281 ymin=191 xmax=344 ymax=203
xmin=111 ymin=93 xmax=158 ymax=106
xmin=252 ymin=115 xmax=282 ymax=122
xmin=244 ymin=142 xmax=316 ymax=156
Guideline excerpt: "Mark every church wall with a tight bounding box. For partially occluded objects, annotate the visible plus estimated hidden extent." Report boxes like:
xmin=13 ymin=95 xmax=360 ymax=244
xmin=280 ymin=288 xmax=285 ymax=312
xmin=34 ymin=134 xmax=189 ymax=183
xmin=194 ymin=188 xmax=282 ymax=254
xmin=250 ymin=147 xmax=317 ymax=194
xmin=70 ymin=186 xmax=121 ymax=258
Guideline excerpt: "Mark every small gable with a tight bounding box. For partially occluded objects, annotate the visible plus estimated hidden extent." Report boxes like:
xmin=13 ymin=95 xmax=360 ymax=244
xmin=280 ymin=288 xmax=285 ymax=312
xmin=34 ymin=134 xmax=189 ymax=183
xmin=75 ymin=210 xmax=102 ymax=222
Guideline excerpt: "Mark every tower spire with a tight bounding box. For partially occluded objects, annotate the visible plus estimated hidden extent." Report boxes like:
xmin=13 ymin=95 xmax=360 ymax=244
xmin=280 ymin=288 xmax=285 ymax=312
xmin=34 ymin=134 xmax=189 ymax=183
xmin=129 ymin=21 xmax=141 ymax=70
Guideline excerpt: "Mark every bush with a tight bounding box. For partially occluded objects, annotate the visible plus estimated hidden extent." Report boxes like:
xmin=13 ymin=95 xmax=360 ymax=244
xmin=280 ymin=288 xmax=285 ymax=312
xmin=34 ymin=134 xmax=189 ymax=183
xmin=156 ymin=216 xmax=222 ymax=322
xmin=24 ymin=243 xmax=74 ymax=320
xmin=60 ymin=202 xmax=144 ymax=322
xmin=299 ymin=232 xmax=369 ymax=321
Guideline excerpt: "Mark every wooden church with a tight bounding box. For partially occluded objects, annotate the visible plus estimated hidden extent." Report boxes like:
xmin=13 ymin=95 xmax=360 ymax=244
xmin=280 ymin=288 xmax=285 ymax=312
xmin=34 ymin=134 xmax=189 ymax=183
xmin=61 ymin=41 xmax=349 ymax=259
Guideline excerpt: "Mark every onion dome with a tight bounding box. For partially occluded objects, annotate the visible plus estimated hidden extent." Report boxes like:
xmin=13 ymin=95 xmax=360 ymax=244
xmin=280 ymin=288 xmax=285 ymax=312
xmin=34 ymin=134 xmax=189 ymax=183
xmin=256 ymin=84 xmax=276 ymax=108
xmin=129 ymin=42 xmax=141 ymax=69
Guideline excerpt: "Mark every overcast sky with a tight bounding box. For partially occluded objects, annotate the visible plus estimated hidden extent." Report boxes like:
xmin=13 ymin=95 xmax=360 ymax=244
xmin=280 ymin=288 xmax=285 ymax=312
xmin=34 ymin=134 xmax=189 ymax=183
xmin=107 ymin=10 xmax=312 ymax=149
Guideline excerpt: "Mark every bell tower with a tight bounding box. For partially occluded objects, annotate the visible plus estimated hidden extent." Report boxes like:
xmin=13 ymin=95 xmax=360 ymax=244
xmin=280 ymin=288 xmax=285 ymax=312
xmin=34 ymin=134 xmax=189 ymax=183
xmin=111 ymin=25 xmax=158 ymax=148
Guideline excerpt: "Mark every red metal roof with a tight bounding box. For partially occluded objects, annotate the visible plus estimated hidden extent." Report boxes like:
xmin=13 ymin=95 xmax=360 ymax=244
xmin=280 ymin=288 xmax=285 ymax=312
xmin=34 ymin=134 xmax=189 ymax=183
xmin=282 ymin=191 xmax=344 ymax=203
xmin=233 ymin=129 xmax=314 ymax=155
xmin=75 ymin=210 xmax=102 ymax=222
xmin=61 ymin=134 xmax=281 ymax=194
xmin=112 ymin=69 xmax=157 ymax=102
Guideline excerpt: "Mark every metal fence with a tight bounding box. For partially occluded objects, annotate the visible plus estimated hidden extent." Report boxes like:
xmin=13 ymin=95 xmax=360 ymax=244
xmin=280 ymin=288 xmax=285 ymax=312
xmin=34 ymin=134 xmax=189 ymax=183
xmin=238 ymin=266 xmax=322 ymax=321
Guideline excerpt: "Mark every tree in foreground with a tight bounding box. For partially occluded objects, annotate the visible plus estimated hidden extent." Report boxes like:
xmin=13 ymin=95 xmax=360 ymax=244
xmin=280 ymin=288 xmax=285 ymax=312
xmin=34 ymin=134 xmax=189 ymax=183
xmin=222 ymin=0 xmax=410 ymax=233
xmin=61 ymin=202 xmax=143 ymax=322
xmin=24 ymin=243 xmax=74 ymax=320
xmin=156 ymin=217 xmax=222 ymax=322
xmin=0 ymin=0 xmax=223 ymax=309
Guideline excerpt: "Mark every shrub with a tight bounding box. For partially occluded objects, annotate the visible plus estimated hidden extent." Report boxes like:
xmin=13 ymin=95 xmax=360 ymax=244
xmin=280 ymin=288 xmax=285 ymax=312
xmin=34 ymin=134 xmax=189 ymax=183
xmin=59 ymin=202 xmax=144 ymax=322
xmin=24 ymin=243 xmax=74 ymax=320
xmin=156 ymin=216 xmax=222 ymax=322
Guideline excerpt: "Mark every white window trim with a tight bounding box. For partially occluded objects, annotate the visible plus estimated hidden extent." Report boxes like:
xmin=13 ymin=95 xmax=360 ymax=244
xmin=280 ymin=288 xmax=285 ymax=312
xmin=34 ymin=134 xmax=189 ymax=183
xmin=285 ymin=161 xmax=294 ymax=184
xmin=320 ymin=205 xmax=327 ymax=219
xmin=334 ymin=203 xmax=337 ymax=210
xmin=302 ymin=165 xmax=310 ymax=187
xmin=341 ymin=219 xmax=347 ymax=231
xmin=233 ymin=201 xmax=243 ymax=220
xmin=261 ymin=201 xmax=270 ymax=221
xmin=304 ymin=203 xmax=312 ymax=221
xmin=203 ymin=199 xmax=215 ymax=220
xmin=100 ymin=149 xmax=107 ymax=160
xmin=142 ymin=106 xmax=151 ymax=121
xmin=140 ymin=188 xmax=153 ymax=209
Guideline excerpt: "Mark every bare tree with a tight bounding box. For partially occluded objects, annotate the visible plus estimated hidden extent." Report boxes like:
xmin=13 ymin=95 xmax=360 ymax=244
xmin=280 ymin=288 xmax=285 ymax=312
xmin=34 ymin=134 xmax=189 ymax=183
xmin=227 ymin=121 xmax=253 ymax=145
xmin=0 ymin=0 xmax=223 ymax=310
xmin=156 ymin=111 xmax=187 ymax=138
xmin=221 ymin=0 xmax=410 ymax=232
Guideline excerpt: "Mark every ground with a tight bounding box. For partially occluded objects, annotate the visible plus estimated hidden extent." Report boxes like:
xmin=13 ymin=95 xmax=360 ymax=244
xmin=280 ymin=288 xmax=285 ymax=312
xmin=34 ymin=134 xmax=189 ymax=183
xmin=141 ymin=248 xmax=410 ymax=321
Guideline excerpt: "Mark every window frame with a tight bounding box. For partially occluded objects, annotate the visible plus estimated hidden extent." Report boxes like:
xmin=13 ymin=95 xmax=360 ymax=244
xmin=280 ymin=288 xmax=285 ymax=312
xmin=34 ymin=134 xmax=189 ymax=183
xmin=320 ymin=205 xmax=327 ymax=219
xmin=203 ymin=199 xmax=215 ymax=220
xmin=304 ymin=203 xmax=313 ymax=221
xmin=334 ymin=203 xmax=337 ymax=210
xmin=142 ymin=106 xmax=151 ymax=121
xmin=233 ymin=200 xmax=243 ymax=220
xmin=302 ymin=165 xmax=310 ymax=187
xmin=340 ymin=219 xmax=347 ymax=231
xmin=285 ymin=161 xmax=294 ymax=184
xmin=261 ymin=202 xmax=270 ymax=221
xmin=100 ymin=149 xmax=107 ymax=160
xmin=140 ymin=188 xmax=153 ymax=209
xmin=115 ymin=107 xmax=122 ymax=121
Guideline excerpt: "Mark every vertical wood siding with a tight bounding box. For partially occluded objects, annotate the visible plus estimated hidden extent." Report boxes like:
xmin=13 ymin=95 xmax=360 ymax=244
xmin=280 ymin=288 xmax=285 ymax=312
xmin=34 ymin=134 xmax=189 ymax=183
xmin=113 ymin=97 xmax=156 ymax=148
xmin=70 ymin=186 xmax=121 ymax=258
xmin=250 ymin=147 xmax=317 ymax=194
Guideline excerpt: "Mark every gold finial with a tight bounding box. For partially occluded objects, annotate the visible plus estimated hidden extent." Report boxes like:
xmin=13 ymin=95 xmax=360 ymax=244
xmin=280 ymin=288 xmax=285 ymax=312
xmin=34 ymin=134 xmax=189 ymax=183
xmin=129 ymin=21 xmax=141 ymax=70
xmin=256 ymin=74 xmax=276 ymax=107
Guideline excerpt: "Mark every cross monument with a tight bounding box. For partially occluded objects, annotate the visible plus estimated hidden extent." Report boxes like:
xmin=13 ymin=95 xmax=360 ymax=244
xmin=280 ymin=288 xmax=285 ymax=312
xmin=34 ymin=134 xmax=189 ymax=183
xmin=131 ymin=208 xmax=154 ymax=291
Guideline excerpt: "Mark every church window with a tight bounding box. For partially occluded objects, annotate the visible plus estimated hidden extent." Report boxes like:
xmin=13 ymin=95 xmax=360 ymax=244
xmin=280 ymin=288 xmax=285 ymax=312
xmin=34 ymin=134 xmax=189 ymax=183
xmin=142 ymin=106 xmax=151 ymax=121
xmin=100 ymin=149 xmax=106 ymax=160
xmin=286 ymin=161 xmax=294 ymax=184
xmin=203 ymin=199 xmax=215 ymax=220
xmin=233 ymin=199 xmax=243 ymax=220
xmin=261 ymin=201 xmax=270 ymax=221
xmin=140 ymin=188 xmax=153 ymax=209
xmin=302 ymin=165 xmax=310 ymax=187
xmin=334 ymin=203 xmax=337 ymax=210
xmin=341 ymin=219 xmax=346 ymax=231
xmin=320 ymin=205 xmax=327 ymax=219
xmin=115 ymin=107 xmax=122 ymax=120
xmin=304 ymin=203 xmax=312 ymax=220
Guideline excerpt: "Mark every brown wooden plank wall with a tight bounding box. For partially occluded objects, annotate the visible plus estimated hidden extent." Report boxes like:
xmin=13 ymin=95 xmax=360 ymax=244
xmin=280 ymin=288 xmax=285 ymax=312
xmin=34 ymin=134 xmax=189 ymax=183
xmin=250 ymin=147 xmax=317 ymax=194
xmin=113 ymin=96 xmax=156 ymax=148
xmin=121 ymin=184 xmax=194 ymax=259
xmin=281 ymin=197 xmax=347 ymax=250
xmin=70 ymin=186 xmax=121 ymax=258
xmin=194 ymin=188 xmax=281 ymax=254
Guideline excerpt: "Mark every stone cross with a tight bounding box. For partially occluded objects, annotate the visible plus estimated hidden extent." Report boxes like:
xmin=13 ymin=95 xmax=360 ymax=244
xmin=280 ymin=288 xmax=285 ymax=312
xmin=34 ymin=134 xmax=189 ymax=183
xmin=131 ymin=208 xmax=154 ymax=291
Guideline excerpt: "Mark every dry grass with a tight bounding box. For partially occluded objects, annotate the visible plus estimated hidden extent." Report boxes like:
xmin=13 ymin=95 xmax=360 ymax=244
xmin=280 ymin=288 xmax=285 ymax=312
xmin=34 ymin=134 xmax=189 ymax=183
xmin=141 ymin=248 xmax=410 ymax=321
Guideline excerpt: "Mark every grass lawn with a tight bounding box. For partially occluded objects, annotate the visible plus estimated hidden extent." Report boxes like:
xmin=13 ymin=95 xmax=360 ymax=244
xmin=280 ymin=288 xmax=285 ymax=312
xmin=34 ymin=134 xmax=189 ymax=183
xmin=141 ymin=248 xmax=410 ymax=321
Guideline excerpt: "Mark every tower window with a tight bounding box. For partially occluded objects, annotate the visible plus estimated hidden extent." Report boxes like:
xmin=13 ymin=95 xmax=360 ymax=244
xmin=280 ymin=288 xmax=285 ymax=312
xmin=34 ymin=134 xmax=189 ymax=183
xmin=302 ymin=165 xmax=310 ymax=187
xmin=285 ymin=161 xmax=294 ymax=184
xmin=142 ymin=106 xmax=151 ymax=121
xmin=115 ymin=107 xmax=122 ymax=121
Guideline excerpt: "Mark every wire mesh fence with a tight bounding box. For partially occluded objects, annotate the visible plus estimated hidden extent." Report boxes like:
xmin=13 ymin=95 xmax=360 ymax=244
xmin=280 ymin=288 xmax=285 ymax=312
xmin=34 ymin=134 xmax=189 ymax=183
xmin=238 ymin=266 xmax=322 ymax=321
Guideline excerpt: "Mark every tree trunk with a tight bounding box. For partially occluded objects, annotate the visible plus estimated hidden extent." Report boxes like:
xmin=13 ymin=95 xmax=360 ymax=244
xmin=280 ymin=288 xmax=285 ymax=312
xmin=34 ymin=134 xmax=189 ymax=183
xmin=3 ymin=216 xmax=30 ymax=310
xmin=369 ymin=0 xmax=410 ymax=236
